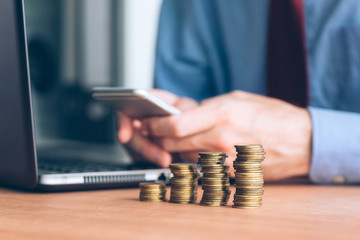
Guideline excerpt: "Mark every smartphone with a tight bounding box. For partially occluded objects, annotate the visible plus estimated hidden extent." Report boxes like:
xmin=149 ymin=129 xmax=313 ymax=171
xmin=91 ymin=87 xmax=181 ymax=119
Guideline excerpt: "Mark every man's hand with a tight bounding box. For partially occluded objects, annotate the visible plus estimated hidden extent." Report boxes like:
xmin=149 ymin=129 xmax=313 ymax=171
xmin=116 ymin=89 xmax=198 ymax=167
xmin=141 ymin=90 xmax=312 ymax=181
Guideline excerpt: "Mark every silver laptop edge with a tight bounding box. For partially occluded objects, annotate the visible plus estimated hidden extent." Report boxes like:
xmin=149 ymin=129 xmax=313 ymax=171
xmin=38 ymin=169 xmax=171 ymax=191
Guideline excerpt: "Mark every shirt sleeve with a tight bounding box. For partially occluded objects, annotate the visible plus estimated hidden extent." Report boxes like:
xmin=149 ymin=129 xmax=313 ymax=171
xmin=308 ymin=107 xmax=360 ymax=184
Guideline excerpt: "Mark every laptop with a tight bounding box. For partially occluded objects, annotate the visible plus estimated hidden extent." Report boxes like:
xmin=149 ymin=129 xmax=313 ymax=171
xmin=0 ymin=0 xmax=170 ymax=191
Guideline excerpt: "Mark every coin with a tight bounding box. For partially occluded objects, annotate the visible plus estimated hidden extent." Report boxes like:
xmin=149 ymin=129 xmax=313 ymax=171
xmin=201 ymin=164 xmax=229 ymax=173
xmin=198 ymin=152 xmax=231 ymax=207
xmin=234 ymin=144 xmax=264 ymax=150
xmin=202 ymin=173 xmax=229 ymax=178
xmin=232 ymin=144 xmax=265 ymax=209
xmin=199 ymin=152 xmax=228 ymax=157
xmin=169 ymin=163 xmax=199 ymax=204
xmin=232 ymin=203 xmax=262 ymax=209
xmin=140 ymin=182 xmax=165 ymax=188
xmin=139 ymin=182 xmax=167 ymax=202
xmin=198 ymin=160 xmax=226 ymax=165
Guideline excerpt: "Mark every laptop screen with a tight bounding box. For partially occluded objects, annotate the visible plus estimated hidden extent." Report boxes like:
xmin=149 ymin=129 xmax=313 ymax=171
xmin=24 ymin=0 xmax=131 ymax=164
xmin=0 ymin=0 xmax=167 ymax=190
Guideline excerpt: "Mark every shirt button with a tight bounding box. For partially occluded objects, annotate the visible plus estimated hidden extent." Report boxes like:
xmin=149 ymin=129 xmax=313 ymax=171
xmin=332 ymin=176 xmax=346 ymax=184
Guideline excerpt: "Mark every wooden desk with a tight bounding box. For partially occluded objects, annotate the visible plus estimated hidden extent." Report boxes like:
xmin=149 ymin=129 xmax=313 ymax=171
xmin=0 ymin=184 xmax=359 ymax=240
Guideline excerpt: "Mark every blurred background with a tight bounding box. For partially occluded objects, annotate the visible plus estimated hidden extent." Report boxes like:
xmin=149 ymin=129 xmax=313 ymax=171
xmin=24 ymin=0 xmax=162 ymax=161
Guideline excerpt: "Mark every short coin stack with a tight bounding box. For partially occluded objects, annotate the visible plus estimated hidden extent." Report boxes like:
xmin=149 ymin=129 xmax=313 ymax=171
xmin=169 ymin=163 xmax=199 ymax=204
xmin=233 ymin=144 xmax=265 ymax=208
xmin=198 ymin=152 xmax=231 ymax=206
xmin=139 ymin=182 xmax=167 ymax=202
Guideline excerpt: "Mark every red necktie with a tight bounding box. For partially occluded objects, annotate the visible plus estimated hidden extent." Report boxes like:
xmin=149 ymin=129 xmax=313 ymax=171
xmin=266 ymin=0 xmax=309 ymax=107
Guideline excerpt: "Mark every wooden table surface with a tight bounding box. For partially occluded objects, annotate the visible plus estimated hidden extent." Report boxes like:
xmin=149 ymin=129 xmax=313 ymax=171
xmin=0 ymin=184 xmax=359 ymax=240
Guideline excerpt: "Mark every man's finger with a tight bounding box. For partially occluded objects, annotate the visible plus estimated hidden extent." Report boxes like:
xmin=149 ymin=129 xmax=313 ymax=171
xmin=142 ymin=105 xmax=217 ymax=138
xmin=116 ymin=112 xmax=133 ymax=143
xmin=152 ymin=129 xmax=225 ymax=153
xmin=173 ymin=97 xmax=198 ymax=111
xmin=127 ymin=130 xmax=172 ymax=168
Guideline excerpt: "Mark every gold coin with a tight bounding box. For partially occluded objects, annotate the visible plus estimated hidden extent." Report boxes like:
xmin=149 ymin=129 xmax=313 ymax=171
xmin=201 ymin=163 xmax=229 ymax=168
xmin=139 ymin=197 xmax=166 ymax=201
xmin=202 ymin=197 xmax=229 ymax=202
xmin=202 ymin=177 xmax=229 ymax=182
xmin=234 ymin=144 xmax=263 ymax=149
xmin=235 ymin=188 xmax=264 ymax=193
xmin=234 ymin=167 xmax=263 ymax=172
xmin=235 ymin=181 xmax=264 ymax=185
xmin=171 ymin=173 xmax=199 ymax=179
xmin=200 ymin=202 xmax=228 ymax=207
xmin=233 ymin=164 xmax=262 ymax=169
xmin=235 ymin=148 xmax=265 ymax=155
xmin=233 ymin=162 xmax=262 ymax=166
xmin=171 ymin=184 xmax=197 ymax=188
xmin=235 ymin=172 xmax=263 ymax=177
xmin=202 ymin=181 xmax=230 ymax=186
xmin=234 ymin=179 xmax=263 ymax=183
xmin=140 ymin=192 xmax=165 ymax=196
xmin=233 ymin=164 xmax=263 ymax=169
xmin=170 ymin=196 xmax=196 ymax=200
xmin=234 ymin=195 xmax=262 ymax=200
xmin=169 ymin=166 xmax=198 ymax=204
xmin=170 ymin=192 xmax=195 ymax=196
xmin=239 ymin=157 xmax=263 ymax=162
xmin=232 ymin=204 xmax=262 ymax=209
xmin=203 ymin=173 xmax=229 ymax=178
xmin=202 ymin=186 xmax=230 ymax=191
xmin=202 ymin=190 xmax=230 ymax=196
xmin=198 ymin=159 xmax=226 ymax=165
xmin=236 ymin=154 xmax=265 ymax=158
xmin=202 ymin=182 xmax=230 ymax=187
xmin=235 ymin=193 xmax=263 ymax=197
xmin=199 ymin=152 xmax=227 ymax=157
xmin=235 ymin=179 xmax=264 ymax=183
xmin=139 ymin=182 xmax=165 ymax=187
xmin=233 ymin=201 xmax=262 ymax=206
xmin=170 ymin=194 xmax=195 ymax=198
xmin=169 ymin=200 xmax=195 ymax=203
xmin=140 ymin=189 xmax=167 ymax=193
xmin=170 ymin=163 xmax=197 ymax=169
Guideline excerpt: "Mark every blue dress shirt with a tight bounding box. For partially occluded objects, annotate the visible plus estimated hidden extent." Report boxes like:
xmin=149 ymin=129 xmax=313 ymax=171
xmin=154 ymin=0 xmax=360 ymax=184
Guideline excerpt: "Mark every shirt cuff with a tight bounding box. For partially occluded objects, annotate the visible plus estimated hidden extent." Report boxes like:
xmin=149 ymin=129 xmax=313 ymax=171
xmin=308 ymin=107 xmax=360 ymax=184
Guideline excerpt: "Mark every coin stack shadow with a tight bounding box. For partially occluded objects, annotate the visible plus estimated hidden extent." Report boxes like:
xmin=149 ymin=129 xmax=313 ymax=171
xmin=198 ymin=152 xmax=231 ymax=206
xmin=139 ymin=182 xmax=167 ymax=202
xmin=233 ymin=144 xmax=265 ymax=208
xmin=169 ymin=163 xmax=199 ymax=204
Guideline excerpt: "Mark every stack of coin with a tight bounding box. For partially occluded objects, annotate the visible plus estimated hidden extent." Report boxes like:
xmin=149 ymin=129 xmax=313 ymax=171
xmin=233 ymin=144 xmax=265 ymax=208
xmin=139 ymin=182 xmax=167 ymax=202
xmin=198 ymin=152 xmax=231 ymax=206
xmin=169 ymin=163 xmax=199 ymax=204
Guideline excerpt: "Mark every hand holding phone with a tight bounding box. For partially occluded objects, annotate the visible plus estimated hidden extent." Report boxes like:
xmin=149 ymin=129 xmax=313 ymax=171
xmin=92 ymin=88 xmax=202 ymax=168
xmin=92 ymin=87 xmax=182 ymax=167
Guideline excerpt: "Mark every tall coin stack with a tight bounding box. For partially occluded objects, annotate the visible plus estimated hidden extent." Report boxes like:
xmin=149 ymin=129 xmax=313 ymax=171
xmin=233 ymin=144 xmax=265 ymax=209
xmin=169 ymin=163 xmax=199 ymax=204
xmin=139 ymin=182 xmax=167 ymax=202
xmin=198 ymin=152 xmax=231 ymax=206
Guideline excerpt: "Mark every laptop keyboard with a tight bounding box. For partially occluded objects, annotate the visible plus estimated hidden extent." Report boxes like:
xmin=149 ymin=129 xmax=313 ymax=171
xmin=38 ymin=158 xmax=128 ymax=174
